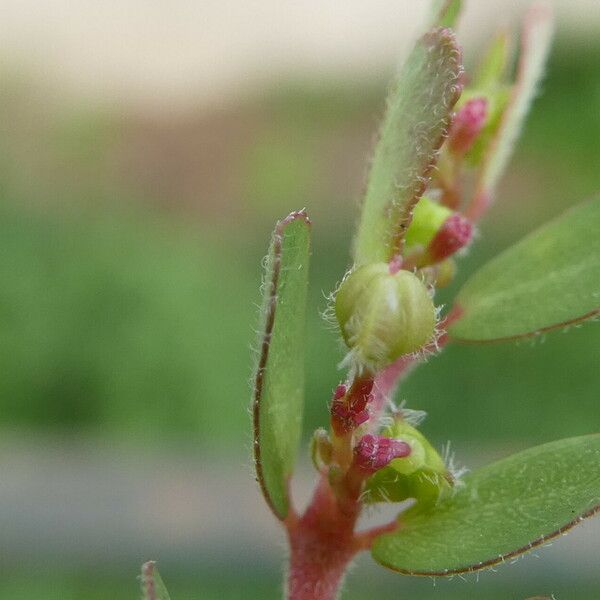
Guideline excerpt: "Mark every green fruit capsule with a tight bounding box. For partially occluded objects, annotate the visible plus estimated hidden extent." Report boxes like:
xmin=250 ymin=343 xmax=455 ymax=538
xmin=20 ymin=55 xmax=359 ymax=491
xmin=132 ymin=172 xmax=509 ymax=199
xmin=362 ymin=420 xmax=453 ymax=508
xmin=335 ymin=263 xmax=436 ymax=369
xmin=383 ymin=420 xmax=447 ymax=477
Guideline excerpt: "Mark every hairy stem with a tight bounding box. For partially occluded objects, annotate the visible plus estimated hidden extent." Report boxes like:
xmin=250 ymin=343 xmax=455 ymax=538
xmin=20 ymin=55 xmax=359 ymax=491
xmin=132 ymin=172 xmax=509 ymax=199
xmin=286 ymin=476 xmax=363 ymax=600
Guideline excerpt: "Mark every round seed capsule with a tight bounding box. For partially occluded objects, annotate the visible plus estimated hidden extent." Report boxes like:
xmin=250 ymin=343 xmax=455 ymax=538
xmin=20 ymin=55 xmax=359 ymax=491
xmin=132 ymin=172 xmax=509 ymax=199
xmin=335 ymin=263 xmax=436 ymax=368
xmin=362 ymin=420 xmax=453 ymax=506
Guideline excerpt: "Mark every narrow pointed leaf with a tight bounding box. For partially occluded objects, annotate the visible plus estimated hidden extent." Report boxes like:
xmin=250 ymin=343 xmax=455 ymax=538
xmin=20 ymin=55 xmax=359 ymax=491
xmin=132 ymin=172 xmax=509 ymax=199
xmin=429 ymin=0 xmax=462 ymax=29
xmin=354 ymin=28 xmax=463 ymax=265
xmin=472 ymin=30 xmax=513 ymax=90
xmin=449 ymin=199 xmax=600 ymax=342
xmin=252 ymin=211 xmax=311 ymax=519
xmin=141 ymin=562 xmax=171 ymax=600
xmin=372 ymin=434 xmax=600 ymax=575
xmin=471 ymin=4 xmax=553 ymax=217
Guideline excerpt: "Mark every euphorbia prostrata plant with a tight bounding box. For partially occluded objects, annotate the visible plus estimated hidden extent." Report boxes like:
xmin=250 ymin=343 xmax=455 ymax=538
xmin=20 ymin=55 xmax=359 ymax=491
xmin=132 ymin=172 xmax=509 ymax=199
xmin=142 ymin=1 xmax=600 ymax=598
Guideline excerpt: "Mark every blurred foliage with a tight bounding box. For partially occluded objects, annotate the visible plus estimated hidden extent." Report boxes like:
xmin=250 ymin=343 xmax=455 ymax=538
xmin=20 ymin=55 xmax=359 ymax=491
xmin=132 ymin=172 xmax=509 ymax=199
xmin=0 ymin=565 xmax=599 ymax=600
xmin=0 ymin=37 xmax=598 ymax=456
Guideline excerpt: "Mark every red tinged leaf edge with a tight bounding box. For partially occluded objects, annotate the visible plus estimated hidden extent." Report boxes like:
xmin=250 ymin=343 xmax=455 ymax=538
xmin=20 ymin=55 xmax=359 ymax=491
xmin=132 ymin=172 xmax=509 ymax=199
xmin=449 ymin=305 xmax=600 ymax=345
xmin=448 ymin=196 xmax=600 ymax=344
xmin=372 ymin=433 xmax=600 ymax=576
xmin=252 ymin=210 xmax=311 ymax=520
xmin=389 ymin=27 xmax=464 ymax=259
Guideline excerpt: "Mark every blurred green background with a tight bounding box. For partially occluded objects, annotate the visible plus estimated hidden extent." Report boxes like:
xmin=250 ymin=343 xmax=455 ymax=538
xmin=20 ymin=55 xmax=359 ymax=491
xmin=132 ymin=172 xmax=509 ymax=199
xmin=0 ymin=2 xmax=599 ymax=599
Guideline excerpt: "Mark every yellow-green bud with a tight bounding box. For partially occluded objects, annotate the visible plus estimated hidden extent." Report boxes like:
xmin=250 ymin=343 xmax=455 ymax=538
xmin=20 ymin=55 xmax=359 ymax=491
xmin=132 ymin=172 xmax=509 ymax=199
xmin=335 ymin=263 xmax=436 ymax=368
xmin=404 ymin=197 xmax=453 ymax=251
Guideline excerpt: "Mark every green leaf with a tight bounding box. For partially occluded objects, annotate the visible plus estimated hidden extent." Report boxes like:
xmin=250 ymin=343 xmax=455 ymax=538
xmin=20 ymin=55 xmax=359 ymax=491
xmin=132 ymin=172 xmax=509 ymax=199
xmin=473 ymin=5 xmax=553 ymax=208
xmin=141 ymin=562 xmax=171 ymax=600
xmin=449 ymin=199 xmax=600 ymax=342
xmin=471 ymin=30 xmax=513 ymax=90
xmin=353 ymin=28 xmax=463 ymax=265
xmin=252 ymin=211 xmax=311 ymax=519
xmin=429 ymin=0 xmax=462 ymax=29
xmin=372 ymin=434 xmax=600 ymax=575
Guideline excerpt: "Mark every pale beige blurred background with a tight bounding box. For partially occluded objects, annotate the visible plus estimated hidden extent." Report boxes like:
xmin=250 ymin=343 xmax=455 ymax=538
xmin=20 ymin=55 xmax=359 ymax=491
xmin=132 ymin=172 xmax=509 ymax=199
xmin=1 ymin=0 xmax=599 ymax=111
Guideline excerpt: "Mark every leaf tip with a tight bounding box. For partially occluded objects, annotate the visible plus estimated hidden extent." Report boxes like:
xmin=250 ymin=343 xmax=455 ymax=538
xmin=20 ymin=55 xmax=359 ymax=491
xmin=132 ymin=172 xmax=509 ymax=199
xmin=278 ymin=209 xmax=311 ymax=230
xmin=141 ymin=561 xmax=171 ymax=600
xmin=252 ymin=208 xmax=311 ymax=521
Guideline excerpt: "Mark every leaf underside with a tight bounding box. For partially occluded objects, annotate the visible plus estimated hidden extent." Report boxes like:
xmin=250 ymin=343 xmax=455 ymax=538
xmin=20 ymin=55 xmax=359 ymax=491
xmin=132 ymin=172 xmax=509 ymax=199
xmin=252 ymin=211 xmax=311 ymax=519
xmin=141 ymin=562 xmax=171 ymax=600
xmin=353 ymin=27 xmax=463 ymax=265
xmin=372 ymin=434 xmax=600 ymax=575
xmin=449 ymin=198 xmax=600 ymax=342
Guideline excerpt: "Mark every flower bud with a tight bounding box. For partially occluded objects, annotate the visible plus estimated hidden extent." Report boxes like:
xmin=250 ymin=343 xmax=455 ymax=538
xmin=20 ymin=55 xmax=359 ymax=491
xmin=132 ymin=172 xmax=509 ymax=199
xmin=459 ymin=87 xmax=511 ymax=166
xmin=404 ymin=197 xmax=453 ymax=251
xmin=405 ymin=197 xmax=472 ymax=267
xmin=330 ymin=378 xmax=372 ymax=435
xmin=362 ymin=420 xmax=453 ymax=507
xmin=426 ymin=213 xmax=473 ymax=263
xmin=353 ymin=434 xmax=411 ymax=473
xmin=335 ymin=264 xmax=436 ymax=368
xmin=448 ymin=97 xmax=488 ymax=156
xmin=383 ymin=420 xmax=447 ymax=476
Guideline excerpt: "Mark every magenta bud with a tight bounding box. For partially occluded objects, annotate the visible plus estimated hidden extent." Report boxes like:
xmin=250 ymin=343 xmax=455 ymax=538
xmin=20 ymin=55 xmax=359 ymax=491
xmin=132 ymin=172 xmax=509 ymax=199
xmin=427 ymin=213 xmax=473 ymax=262
xmin=333 ymin=384 xmax=347 ymax=401
xmin=354 ymin=434 xmax=411 ymax=473
xmin=449 ymin=97 xmax=488 ymax=155
xmin=331 ymin=377 xmax=373 ymax=436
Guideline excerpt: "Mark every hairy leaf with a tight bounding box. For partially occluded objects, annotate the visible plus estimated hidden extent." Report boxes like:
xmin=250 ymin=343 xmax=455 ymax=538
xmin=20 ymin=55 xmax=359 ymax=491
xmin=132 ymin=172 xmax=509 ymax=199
xmin=372 ymin=434 xmax=600 ymax=575
xmin=252 ymin=211 xmax=311 ymax=519
xmin=353 ymin=28 xmax=463 ymax=265
xmin=471 ymin=4 xmax=553 ymax=218
xmin=141 ymin=562 xmax=171 ymax=600
xmin=449 ymin=199 xmax=600 ymax=342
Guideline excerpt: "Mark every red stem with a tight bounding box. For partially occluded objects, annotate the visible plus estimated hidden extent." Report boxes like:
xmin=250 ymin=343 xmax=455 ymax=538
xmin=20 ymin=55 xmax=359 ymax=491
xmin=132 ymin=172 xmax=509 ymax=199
xmin=285 ymin=309 xmax=464 ymax=599
xmin=286 ymin=476 xmax=361 ymax=600
xmin=285 ymin=474 xmax=401 ymax=600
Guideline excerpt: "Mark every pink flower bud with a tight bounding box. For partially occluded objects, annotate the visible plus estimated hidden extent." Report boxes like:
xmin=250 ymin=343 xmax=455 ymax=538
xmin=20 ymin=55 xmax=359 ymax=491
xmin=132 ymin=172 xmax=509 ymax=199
xmin=427 ymin=213 xmax=473 ymax=262
xmin=331 ymin=377 xmax=373 ymax=435
xmin=354 ymin=434 xmax=411 ymax=473
xmin=333 ymin=384 xmax=347 ymax=401
xmin=449 ymin=97 xmax=488 ymax=155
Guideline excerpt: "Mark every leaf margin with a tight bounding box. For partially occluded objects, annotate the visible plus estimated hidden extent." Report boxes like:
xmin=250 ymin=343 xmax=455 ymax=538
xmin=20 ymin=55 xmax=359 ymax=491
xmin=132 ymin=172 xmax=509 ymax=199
xmin=353 ymin=27 xmax=464 ymax=265
xmin=252 ymin=210 xmax=311 ymax=520
xmin=448 ymin=197 xmax=600 ymax=344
